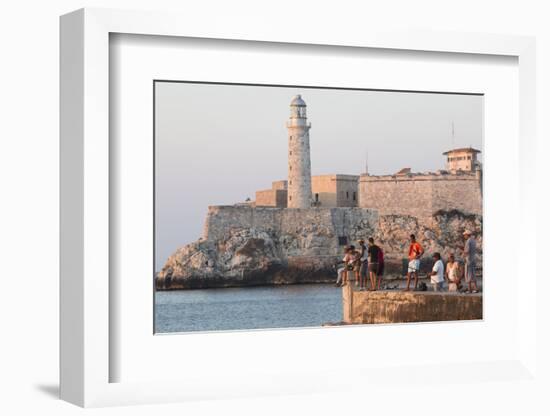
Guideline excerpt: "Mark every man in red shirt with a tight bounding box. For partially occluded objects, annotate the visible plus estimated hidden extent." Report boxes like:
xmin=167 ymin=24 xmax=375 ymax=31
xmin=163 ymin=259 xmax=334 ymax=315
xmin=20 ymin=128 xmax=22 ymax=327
xmin=404 ymin=234 xmax=424 ymax=291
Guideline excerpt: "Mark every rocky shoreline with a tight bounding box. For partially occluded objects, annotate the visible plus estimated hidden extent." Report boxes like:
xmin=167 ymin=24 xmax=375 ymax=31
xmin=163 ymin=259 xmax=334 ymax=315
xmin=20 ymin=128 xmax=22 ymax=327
xmin=156 ymin=206 xmax=482 ymax=290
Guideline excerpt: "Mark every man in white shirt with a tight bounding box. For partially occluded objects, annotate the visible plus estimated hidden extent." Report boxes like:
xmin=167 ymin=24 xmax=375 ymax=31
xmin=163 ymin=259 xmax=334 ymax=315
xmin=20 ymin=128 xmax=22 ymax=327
xmin=427 ymin=252 xmax=445 ymax=292
xmin=335 ymin=246 xmax=352 ymax=287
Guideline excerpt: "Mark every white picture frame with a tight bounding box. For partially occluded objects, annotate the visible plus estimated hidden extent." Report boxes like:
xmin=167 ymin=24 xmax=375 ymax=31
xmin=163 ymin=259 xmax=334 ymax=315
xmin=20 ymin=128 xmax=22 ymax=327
xmin=60 ymin=8 xmax=538 ymax=408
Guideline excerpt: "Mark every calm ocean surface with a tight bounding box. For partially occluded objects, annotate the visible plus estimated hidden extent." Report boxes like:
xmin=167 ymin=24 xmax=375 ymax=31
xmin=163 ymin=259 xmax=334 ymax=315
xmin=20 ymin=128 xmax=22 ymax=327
xmin=155 ymin=284 xmax=342 ymax=333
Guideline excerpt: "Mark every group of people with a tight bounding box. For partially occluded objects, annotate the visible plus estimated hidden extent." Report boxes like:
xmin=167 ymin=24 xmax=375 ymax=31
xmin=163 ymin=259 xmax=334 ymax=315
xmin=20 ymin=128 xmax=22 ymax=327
xmin=335 ymin=238 xmax=385 ymax=291
xmin=336 ymin=230 xmax=480 ymax=294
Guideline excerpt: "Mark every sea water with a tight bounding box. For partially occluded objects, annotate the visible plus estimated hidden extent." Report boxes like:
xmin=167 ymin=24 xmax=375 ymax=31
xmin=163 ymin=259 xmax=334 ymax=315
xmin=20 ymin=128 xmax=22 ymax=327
xmin=155 ymin=284 xmax=342 ymax=333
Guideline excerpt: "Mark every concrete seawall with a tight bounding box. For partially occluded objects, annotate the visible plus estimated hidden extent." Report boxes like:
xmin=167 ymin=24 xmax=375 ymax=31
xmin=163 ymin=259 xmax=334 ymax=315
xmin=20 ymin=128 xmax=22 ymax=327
xmin=343 ymin=285 xmax=482 ymax=324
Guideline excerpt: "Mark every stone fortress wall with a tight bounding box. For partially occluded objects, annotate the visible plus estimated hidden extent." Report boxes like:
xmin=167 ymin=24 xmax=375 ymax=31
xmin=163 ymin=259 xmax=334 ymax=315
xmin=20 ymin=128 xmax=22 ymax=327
xmin=202 ymin=205 xmax=378 ymax=255
xmin=256 ymin=170 xmax=482 ymax=217
xmin=359 ymin=170 xmax=482 ymax=221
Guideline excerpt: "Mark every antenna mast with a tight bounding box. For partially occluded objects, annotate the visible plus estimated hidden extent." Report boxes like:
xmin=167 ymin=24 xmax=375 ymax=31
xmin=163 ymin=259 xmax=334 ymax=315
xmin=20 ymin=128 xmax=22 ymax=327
xmin=451 ymin=121 xmax=455 ymax=147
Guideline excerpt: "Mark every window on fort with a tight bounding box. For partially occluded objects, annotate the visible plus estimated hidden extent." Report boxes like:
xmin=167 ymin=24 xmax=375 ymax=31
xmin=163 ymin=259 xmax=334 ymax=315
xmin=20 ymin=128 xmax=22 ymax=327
xmin=338 ymin=236 xmax=348 ymax=246
xmin=289 ymin=196 xmax=292 ymax=201
xmin=353 ymin=192 xmax=356 ymax=201
xmin=289 ymin=151 xmax=292 ymax=155
xmin=315 ymin=193 xmax=319 ymax=202
xmin=346 ymin=191 xmax=349 ymax=199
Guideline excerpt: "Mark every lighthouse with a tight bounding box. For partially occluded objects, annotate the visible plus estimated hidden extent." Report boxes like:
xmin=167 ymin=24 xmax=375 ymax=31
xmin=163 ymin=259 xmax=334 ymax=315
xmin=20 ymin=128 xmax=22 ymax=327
xmin=287 ymin=95 xmax=312 ymax=208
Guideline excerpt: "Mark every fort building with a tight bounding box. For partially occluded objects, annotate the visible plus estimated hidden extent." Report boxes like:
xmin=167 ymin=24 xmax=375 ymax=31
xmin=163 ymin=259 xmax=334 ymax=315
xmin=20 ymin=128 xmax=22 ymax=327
xmin=443 ymin=147 xmax=481 ymax=172
xmin=255 ymin=174 xmax=359 ymax=208
xmin=311 ymin=174 xmax=359 ymax=207
xmin=255 ymin=180 xmax=288 ymax=208
xmin=252 ymin=95 xmax=482 ymax=221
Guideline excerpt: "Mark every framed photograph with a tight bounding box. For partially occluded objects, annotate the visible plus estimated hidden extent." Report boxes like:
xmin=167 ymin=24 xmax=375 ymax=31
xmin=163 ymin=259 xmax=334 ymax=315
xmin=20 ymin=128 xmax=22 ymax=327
xmin=60 ymin=8 xmax=538 ymax=408
xmin=153 ymin=80 xmax=484 ymax=334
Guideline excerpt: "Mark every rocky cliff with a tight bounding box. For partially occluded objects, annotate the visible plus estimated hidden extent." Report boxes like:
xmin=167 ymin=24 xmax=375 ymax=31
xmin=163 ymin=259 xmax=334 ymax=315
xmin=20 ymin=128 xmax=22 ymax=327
xmin=157 ymin=206 xmax=482 ymax=290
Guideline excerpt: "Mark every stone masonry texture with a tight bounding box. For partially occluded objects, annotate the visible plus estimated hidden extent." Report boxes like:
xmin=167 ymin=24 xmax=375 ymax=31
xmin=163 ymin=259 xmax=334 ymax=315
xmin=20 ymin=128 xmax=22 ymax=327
xmin=342 ymin=285 xmax=482 ymax=324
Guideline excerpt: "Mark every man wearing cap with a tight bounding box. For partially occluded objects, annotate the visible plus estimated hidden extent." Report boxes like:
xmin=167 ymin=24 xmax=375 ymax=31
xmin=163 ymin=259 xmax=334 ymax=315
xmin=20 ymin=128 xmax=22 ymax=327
xmin=463 ymin=230 xmax=479 ymax=293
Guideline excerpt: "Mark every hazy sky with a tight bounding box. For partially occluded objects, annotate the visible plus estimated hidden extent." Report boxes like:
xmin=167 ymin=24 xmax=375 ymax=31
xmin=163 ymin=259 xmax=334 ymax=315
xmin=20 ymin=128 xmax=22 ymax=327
xmin=155 ymin=82 xmax=483 ymax=270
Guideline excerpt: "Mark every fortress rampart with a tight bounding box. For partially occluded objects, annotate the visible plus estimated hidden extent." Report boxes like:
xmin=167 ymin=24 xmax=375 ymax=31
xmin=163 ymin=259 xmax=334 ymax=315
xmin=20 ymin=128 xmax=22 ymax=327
xmin=359 ymin=171 xmax=482 ymax=220
xmin=202 ymin=205 xmax=378 ymax=255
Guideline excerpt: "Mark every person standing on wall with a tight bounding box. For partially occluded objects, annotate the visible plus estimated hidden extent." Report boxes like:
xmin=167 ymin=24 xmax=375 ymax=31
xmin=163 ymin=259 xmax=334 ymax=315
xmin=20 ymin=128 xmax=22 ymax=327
xmin=427 ymin=252 xmax=445 ymax=291
xmin=404 ymin=234 xmax=424 ymax=291
xmin=463 ymin=230 xmax=479 ymax=293
xmin=357 ymin=239 xmax=368 ymax=290
xmin=376 ymin=244 xmax=385 ymax=290
xmin=367 ymin=238 xmax=381 ymax=291
xmin=352 ymin=245 xmax=362 ymax=288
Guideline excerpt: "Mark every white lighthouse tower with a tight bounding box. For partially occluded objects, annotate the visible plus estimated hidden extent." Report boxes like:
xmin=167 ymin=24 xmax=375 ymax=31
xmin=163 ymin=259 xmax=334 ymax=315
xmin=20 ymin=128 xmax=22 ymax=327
xmin=286 ymin=95 xmax=312 ymax=208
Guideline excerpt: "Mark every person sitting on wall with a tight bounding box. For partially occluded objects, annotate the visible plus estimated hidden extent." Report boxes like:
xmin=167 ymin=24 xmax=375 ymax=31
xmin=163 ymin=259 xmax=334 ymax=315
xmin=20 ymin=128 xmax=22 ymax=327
xmin=367 ymin=238 xmax=381 ymax=291
xmin=335 ymin=246 xmax=351 ymax=287
xmin=404 ymin=234 xmax=424 ymax=291
xmin=377 ymin=244 xmax=385 ymax=290
xmin=427 ymin=252 xmax=445 ymax=292
xmin=344 ymin=245 xmax=357 ymax=286
xmin=445 ymin=253 xmax=461 ymax=292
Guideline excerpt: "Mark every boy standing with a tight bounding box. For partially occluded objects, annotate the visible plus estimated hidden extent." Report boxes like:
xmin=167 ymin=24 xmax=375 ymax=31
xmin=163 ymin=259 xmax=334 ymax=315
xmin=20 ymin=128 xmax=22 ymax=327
xmin=405 ymin=234 xmax=424 ymax=291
